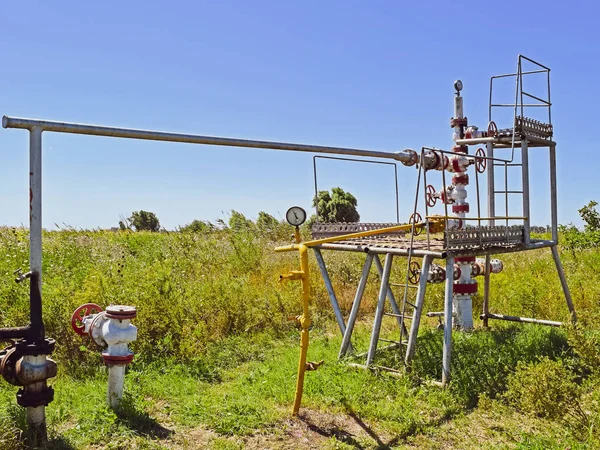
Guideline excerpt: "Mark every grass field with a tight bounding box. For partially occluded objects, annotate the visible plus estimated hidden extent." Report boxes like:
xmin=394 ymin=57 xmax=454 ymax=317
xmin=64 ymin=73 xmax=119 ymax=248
xmin=1 ymin=226 xmax=600 ymax=449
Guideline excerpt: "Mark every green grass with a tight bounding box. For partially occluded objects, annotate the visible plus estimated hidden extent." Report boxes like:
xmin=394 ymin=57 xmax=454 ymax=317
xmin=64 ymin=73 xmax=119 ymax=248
xmin=1 ymin=227 xmax=600 ymax=448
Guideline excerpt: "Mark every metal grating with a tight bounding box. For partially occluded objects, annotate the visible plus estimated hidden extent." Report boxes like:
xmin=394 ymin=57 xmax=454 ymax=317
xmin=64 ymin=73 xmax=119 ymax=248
xmin=514 ymin=116 xmax=553 ymax=139
xmin=445 ymin=226 xmax=524 ymax=250
xmin=311 ymin=222 xmax=407 ymax=239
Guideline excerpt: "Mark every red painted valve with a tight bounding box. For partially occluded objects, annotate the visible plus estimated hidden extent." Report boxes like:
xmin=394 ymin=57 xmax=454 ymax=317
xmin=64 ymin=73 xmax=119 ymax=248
xmin=408 ymin=212 xmax=423 ymax=236
xmin=408 ymin=260 xmax=421 ymax=285
xmin=487 ymin=121 xmax=498 ymax=137
xmin=475 ymin=148 xmax=486 ymax=173
xmin=426 ymin=185 xmax=437 ymax=208
xmin=71 ymin=303 xmax=103 ymax=336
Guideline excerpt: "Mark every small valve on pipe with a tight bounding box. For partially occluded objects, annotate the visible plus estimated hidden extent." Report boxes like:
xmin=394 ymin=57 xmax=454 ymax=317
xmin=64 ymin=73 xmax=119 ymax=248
xmin=71 ymin=303 xmax=137 ymax=409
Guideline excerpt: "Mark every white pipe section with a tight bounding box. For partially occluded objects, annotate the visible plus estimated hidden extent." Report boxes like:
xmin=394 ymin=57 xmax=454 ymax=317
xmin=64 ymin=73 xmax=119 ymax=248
xmin=108 ymin=366 xmax=126 ymax=409
xmin=23 ymin=354 xmax=46 ymax=430
xmin=442 ymin=256 xmax=454 ymax=386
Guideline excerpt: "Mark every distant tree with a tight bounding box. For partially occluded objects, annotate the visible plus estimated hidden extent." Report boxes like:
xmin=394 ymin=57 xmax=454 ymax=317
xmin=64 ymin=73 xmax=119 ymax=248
xmin=228 ymin=210 xmax=254 ymax=232
xmin=256 ymin=211 xmax=279 ymax=232
xmin=579 ymin=201 xmax=600 ymax=232
xmin=312 ymin=187 xmax=360 ymax=223
xmin=121 ymin=210 xmax=160 ymax=232
xmin=180 ymin=219 xmax=214 ymax=233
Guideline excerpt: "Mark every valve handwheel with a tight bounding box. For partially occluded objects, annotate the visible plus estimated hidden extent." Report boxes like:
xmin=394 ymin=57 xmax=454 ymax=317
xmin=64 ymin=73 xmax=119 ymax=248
xmin=408 ymin=260 xmax=421 ymax=285
xmin=487 ymin=121 xmax=498 ymax=137
xmin=71 ymin=303 xmax=103 ymax=336
xmin=426 ymin=185 xmax=437 ymax=208
xmin=408 ymin=212 xmax=423 ymax=235
xmin=475 ymin=148 xmax=486 ymax=173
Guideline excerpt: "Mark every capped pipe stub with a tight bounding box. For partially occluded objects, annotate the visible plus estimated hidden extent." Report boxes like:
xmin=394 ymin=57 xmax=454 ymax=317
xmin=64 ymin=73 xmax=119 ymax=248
xmin=105 ymin=305 xmax=137 ymax=320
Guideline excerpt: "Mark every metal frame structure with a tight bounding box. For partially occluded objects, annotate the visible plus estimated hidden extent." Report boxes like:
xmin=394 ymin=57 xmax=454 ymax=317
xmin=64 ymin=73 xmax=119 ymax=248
xmin=313 ymin=155 xmax=400 ymax=224
xmin=0 ymin=55 xmax=575 ymax=433
xmin=300 ymin=56 xmax=575 ymax=383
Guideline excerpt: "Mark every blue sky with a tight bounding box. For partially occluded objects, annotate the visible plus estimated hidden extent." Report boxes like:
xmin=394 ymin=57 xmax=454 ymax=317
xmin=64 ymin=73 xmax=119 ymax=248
xmin=0 ymin=1 xmax=597 ymax=229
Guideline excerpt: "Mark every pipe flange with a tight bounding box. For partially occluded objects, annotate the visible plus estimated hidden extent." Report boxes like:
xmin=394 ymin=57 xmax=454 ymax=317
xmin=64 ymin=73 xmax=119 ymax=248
xmin=453 ymin=145 xmax=468 ymax=154
xmin=15 ymin=338 xmax=56 ymax=356
xmin=454 ymin=282 xmax=478 ymax=295
xmin=102 ymin=353 xmax=134 ymax=366
xmin=450 ymin=118 xmax=468 ymax=127
xmin=105 ymin=305 xmax=137 ymax=321
xmin=16 ymin=386 xmax=54 ymax=408
xmin=455 ymin=256 xmax=476 ymax=263
xmin=452 ymin=204 xmax=470 ymax=213
xmin=0 ymin=346 xmax=21 ymax=386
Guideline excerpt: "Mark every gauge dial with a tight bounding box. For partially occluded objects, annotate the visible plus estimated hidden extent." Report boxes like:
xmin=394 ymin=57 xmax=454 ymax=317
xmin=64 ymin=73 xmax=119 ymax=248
xmin=286 ymin=206 xmax=307 ymax=226
xmin=454 ymin=80 xmax=463 ymax=92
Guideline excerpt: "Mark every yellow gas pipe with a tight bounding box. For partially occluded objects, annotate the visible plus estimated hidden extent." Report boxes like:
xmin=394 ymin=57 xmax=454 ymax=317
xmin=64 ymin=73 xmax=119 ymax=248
xmin=275 ymin=218 xmax=445 ymax=416
xmin=277 ymin=227 xmax=311 ymax=416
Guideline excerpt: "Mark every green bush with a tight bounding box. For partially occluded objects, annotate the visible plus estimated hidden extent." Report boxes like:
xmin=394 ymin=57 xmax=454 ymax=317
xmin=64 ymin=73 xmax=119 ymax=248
xmin=504 ymin=357 xmax=589 ymax=430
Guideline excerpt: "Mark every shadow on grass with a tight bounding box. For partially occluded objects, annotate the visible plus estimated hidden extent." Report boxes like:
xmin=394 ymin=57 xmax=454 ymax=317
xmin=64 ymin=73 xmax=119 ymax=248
xmin=300 ymin=413 xmax=366 ymax=449
xmin=114 ymin=395 xmax=174 ymax=439
xmin=46 ymin=435 xmax=77 ymax=450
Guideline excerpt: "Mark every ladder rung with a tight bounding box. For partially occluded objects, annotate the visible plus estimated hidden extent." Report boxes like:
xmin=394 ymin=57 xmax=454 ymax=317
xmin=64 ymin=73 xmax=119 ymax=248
xmin=493 ymin=190 xmax=523 ymax=194
xmin=384 ymin=312 xmax=412 ymax=319
xmin=493 ymin=163 xmax=523 ymax=167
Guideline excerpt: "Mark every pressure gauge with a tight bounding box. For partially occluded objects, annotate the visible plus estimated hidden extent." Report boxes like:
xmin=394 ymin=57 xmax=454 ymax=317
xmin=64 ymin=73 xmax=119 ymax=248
xmin=454 ymin=80 xmax=463 ymax=92
xmin=286 ymin=206 xmax=307 ymax=226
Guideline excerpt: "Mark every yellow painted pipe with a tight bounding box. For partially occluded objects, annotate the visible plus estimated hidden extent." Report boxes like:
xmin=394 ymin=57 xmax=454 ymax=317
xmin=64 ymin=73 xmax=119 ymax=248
xmin=292 ymin=242 xmax=311 ymax=416
xmin=275 ymin=219 xmax=445 ymax=253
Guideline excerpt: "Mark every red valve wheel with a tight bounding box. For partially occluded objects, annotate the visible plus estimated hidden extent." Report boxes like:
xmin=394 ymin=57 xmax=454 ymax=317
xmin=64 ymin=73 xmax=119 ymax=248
xmin=426 ymin=185 xmax=437 ymax=208
xmin=475 ymin=148 xmax=486 ymax=173
xmin=71 ymin=303 xmax=103 ymax=336
xmin=409 ymin=212 xmax=423 ymax=236
xmin=408 ymin=260 xmax=421 ymax=285
xmin=487 ymin=121 xmax=498 ymax=137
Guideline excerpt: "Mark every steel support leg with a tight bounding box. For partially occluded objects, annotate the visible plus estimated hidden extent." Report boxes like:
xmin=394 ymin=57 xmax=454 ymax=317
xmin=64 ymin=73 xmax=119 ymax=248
xmin=339 ymin=253 xmax=374 ymax=358
xmin=482 ymin=254 xmax=491 ymax=328
xmin=405 ymin=254 xmax=432 ymax=366
xmin=313 ymin=248 xmax=346 ymax=336
xmin=522 ymin=140 xmax=531 ymax=246
xmin=366 ymin=254 xmax=393 ymax=367
xmin=373 ymin=255 xmax=404 ymax=330
xmin=442 ymin=256 xmax=454 ymax=386
xmin=551 ymin=245 xmax=576 ymax=323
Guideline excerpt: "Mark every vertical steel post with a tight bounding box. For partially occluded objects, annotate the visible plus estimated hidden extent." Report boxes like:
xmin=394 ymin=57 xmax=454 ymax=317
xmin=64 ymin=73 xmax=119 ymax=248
xmin=486 ymin=142 xmax=495 ymax=226
xmin=373 ymin=255 xmax=403 ymax=330
xmin=313 ymin=249 xmax=346 ymax=337
xmin=338 ymin=253 xmax=373 ymax=358
xmin=27 ymin=126 xmax=47 ymax=444
xmin=482 ymin=254 xmax=491 ymax=327
xmin=366 ymin=254 xmax=393 ymax=367
xmin=550 ymin=145 xmax=558 ymax=243
xmin=521 ymin=140 xmax=530 ymax=246
xmin=551 ymin=245 xmax=576 ymax=323
xmin=404 ymin=254 xmax=432 ymax=366
xmin=442 ymin=256 xmax=454 ymax=386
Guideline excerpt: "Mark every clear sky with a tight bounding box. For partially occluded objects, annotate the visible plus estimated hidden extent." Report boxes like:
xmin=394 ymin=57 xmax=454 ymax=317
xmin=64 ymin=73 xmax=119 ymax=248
xmin=0 ymin=1 xmax=597 ymax=230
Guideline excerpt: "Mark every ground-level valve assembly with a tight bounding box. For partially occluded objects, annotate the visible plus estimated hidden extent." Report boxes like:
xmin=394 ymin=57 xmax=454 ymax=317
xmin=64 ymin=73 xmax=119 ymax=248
xmin=71 ymin=303 xmax=137 ymax=409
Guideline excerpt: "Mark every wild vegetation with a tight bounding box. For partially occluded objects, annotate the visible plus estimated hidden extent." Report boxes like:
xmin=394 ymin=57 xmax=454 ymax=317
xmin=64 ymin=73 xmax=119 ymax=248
xmin=1 ymin=203 xmax=600 ymax=448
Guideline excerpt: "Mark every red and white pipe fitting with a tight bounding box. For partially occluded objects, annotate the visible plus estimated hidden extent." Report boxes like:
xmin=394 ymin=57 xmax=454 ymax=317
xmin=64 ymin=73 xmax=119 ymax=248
xmin=71 ymin=304 xmax=137 ymax=409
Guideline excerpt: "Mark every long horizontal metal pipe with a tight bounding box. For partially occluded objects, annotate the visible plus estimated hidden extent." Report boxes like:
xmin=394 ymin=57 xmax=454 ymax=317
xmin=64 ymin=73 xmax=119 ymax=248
xmin=2 ymin=115 xmax=415 ymax=163
xmin=481 ymin=313 xmax=562 ymax=327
